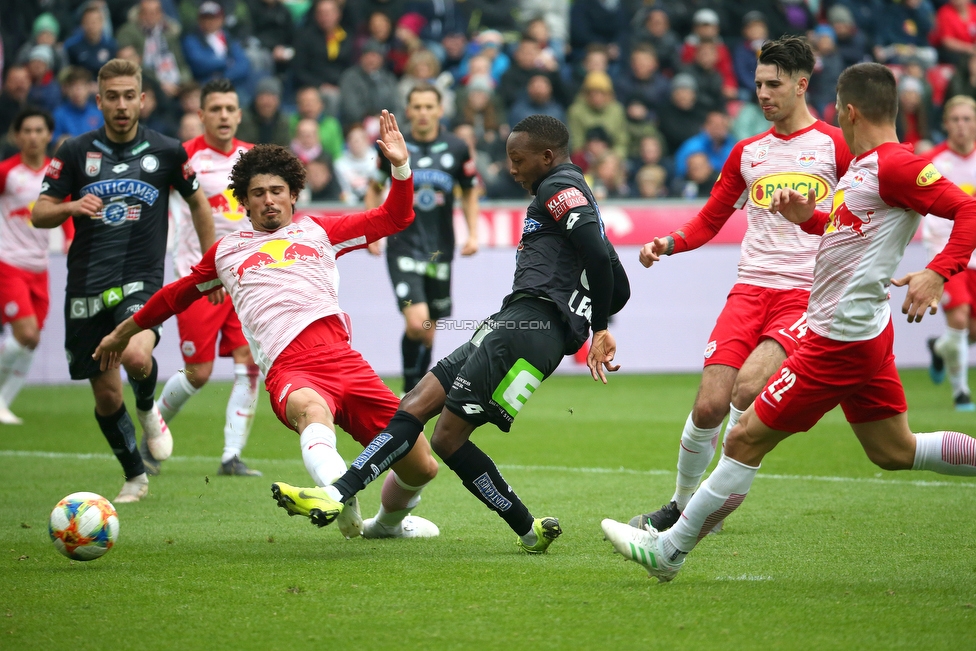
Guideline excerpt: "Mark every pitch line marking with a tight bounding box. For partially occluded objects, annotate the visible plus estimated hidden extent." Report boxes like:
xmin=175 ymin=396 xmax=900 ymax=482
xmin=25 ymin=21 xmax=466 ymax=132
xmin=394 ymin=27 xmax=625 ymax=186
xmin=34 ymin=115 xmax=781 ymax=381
xmin=0 ymin=450 xmax=973 ymax=490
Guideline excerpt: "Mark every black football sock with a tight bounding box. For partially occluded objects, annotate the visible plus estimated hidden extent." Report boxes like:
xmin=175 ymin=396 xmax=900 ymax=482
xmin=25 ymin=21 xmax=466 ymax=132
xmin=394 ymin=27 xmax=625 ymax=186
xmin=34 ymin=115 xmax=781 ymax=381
xmin=128 ymin=356 xmax=158 ymax=412
xmin=331 ymin=411 xmax=424 ymax=502
xmin=401 ymin=334 xmax=425 ymax=393
xmin=96 ymin=404 xmax=146 ymax=479
xmin=443 ymin=440 xmax=534 ymax=536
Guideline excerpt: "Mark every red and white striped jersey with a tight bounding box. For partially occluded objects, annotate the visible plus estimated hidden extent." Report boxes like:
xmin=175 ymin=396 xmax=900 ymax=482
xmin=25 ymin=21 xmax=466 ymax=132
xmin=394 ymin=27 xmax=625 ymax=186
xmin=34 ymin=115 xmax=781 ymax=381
xmin=808 ymin=142 xmax=973 ymax=341
xmin=0 ymin=153 xmax=64 ymax=272
xmin=710 ymin=121 xmax=852 ymax=290
xmin=134 ymin=177 xmax=415 ymax=374
xmin=921 ymin=142 xmax=976 ymax=269
xmin=171 ymin=136 xmax=253 ymax=277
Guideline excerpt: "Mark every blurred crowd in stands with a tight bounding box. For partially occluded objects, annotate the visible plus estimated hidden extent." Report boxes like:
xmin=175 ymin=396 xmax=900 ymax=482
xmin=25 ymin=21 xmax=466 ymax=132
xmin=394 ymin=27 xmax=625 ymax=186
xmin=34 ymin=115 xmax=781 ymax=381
xmin=1 ymin=0 xmax=975 ymax=204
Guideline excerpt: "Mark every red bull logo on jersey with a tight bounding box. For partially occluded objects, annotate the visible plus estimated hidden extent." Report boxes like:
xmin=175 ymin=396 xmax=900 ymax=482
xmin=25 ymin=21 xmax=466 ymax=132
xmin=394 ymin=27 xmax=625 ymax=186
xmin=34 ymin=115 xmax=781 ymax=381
xmin=235 ymin=239 xmax=321 ymax=282
xmin=825 ymin=189 xmax=874 ymax=237
xmin=208 ymin=189 xmax=247 ymax=222
xmin=8 ymin=203 xmax=34 ymax=221
xmin=750 ymin=172 xmax=830 ymax=209
xmin=796 ymin=150 xmax=817 ymax=167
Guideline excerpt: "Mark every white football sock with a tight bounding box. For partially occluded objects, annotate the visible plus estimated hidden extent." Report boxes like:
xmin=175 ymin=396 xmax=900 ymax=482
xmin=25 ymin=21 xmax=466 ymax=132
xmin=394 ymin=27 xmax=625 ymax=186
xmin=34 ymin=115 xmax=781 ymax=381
xmin=300 ymin=422 xmax=347 ymax=487
xmin=222 ymin=364 xmax=259 ymax=463
xmin=671 ymin=411 xmax=722 ymax=510
xmin=0 ymin=336 xmax=33 ymax=407
xmin=936 ymin=327 xmax=969 ymax=396
xmin=664 ymin=455 xmax=759 ymax=559
xmin=912 ymin=431 xmax=976 ymax=475
xmin=157 ymin=372 xmax=198 ymax=423
xmin=374 ymin=470 xmax=428 ymax=528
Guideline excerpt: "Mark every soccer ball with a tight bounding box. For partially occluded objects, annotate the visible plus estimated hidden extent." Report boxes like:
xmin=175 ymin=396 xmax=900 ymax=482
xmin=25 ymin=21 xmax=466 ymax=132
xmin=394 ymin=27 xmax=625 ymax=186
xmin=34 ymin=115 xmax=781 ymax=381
xmin=49 ymin=492 xmax=119 ymax=561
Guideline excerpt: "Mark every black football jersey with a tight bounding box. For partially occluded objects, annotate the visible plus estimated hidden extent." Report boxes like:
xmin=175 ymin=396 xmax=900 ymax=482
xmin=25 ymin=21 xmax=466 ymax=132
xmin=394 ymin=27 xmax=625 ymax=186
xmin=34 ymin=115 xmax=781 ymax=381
xmin=376 ymin=128 xmax=475 ymax=262
xmin=42 ymin=125 xmax=199 ymax=295
xmin=506 ymin=163 xmax=624 ymax=354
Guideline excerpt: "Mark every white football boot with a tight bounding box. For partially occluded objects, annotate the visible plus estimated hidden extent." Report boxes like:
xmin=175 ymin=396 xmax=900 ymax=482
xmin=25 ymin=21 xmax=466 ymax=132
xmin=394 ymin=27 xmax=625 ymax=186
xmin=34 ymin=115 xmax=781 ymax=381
xmin=137 ymin=403 xmax=173 ymax=460
xmin=602 ymin=518 xmax=683 ymax=583
xmin=115 ymin=473 xmax=149 ymax=503
xmin=362 ymin=515 xmax=440 ymax=539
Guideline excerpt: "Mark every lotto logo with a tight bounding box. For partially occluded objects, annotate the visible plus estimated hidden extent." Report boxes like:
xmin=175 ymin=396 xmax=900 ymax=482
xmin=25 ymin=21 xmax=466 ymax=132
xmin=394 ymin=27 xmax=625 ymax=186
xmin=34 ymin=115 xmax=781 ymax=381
xmin=545 ymin=187 xmax=587 ymax=221
xmin=462 ymin=404 xmax=484 ymax=415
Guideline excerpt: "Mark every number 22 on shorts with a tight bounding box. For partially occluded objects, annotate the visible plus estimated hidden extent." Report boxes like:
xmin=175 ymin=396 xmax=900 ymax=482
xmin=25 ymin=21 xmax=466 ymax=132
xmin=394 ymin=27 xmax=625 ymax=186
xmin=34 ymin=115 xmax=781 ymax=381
xmin=766 ymin=367 xmax=797 ymax=403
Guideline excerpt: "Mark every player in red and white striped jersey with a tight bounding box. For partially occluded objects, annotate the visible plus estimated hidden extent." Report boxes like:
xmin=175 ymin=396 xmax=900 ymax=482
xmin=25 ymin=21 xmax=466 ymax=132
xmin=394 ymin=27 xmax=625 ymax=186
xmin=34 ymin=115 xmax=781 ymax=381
xmin=148 ymin=79 xmax=262 ymax=478
xmin=604 ymin=63 xmax=976 ymax=582
xmin=0 ymin=108 xmax=74 ymax=424
xmin=94 ymin=114 xmax=443 ymax=540
xmin=920 ymin=96 xmax=976 ymax=410
xmin=631 ymin=36 xmax=853 ymax=532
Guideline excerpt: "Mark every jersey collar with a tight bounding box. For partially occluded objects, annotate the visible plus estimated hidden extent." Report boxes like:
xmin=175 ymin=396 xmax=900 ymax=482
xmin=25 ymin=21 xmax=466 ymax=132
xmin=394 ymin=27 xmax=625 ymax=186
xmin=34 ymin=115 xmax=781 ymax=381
xmin=531 ymin=162 xmax=581 ymax=195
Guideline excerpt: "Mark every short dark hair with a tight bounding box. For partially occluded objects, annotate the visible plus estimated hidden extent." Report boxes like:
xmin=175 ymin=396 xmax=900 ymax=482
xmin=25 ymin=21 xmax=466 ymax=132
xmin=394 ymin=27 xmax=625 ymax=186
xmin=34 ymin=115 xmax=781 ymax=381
xmin=229 ymin=144 xmax=306 ymax=205
xmin=13 ymin=107 xmax=54 ymax=133
xmin=62 ymin=66 xmax=93 ymax=86
xmin=407 ymin=82 xmax=442 ymax=105
xmin=757 ymin=35 xmax=815 ymax=77
xmin=200 ymin=78 xmax=237 ymax=107
xmin=837 ymin=62 xmax=898 ymax=124
xmin=511 ymin=114 xmax=569 ymax=156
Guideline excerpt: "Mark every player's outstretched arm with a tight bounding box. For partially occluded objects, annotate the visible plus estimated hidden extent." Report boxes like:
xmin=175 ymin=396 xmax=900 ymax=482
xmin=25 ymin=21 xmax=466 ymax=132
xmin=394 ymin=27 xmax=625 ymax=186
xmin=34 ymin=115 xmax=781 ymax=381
xmin=638 ymin=236 xmax=673 ymax=268
xmin=93 ymin=317 xmax=144 ymax=371
xmin=376 ymin=110 xmax=408 ymax=167
xmin=31 ymin=194 xmax=103 ymax=228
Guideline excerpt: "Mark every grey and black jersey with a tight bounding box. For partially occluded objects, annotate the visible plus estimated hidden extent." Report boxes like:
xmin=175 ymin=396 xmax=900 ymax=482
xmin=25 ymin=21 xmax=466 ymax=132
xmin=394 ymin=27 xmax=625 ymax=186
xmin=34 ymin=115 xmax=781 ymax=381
xmin=41 ymin=125 xmax=199 ymax=295
xmin=375 ymin=129 xmax=475 ymax=263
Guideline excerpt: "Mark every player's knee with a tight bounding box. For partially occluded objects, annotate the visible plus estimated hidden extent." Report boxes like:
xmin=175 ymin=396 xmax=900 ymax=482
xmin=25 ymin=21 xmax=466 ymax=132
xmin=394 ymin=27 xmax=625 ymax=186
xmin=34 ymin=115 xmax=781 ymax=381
xmin=864 ymin=447 xmax=913 ymax=471
xmin=414 ymin=452 xmax=439 ymax=483
xmin=92 ymin=385 xmax=123 ymax=414
xmin=429 ymin=429 xmax=460 ymax=459
xmin=122 ymin=352 xmax=154 ymax=380
xmin=731 ymin=376 xmax=765 ymax=409
xmin=185 ymin=366 xmax=212 ymax=387
xmin=404 ymin=321 xmax=429 ymax=341
xmin=691 ymin=400 xmax=727 ymax=429
xmin=16 ymin=329 xmax=41 ymax=349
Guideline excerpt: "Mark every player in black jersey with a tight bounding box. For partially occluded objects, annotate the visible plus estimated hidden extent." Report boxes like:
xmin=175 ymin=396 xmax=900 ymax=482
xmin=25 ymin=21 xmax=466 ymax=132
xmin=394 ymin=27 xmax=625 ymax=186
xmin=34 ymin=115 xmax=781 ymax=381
xmin=279 ymin=115 xmax=630 ymax=552
xmin=32 ymin=59 xmax=215 ymax=503
xmin=365 ymin=82 xmax=479 ymax=393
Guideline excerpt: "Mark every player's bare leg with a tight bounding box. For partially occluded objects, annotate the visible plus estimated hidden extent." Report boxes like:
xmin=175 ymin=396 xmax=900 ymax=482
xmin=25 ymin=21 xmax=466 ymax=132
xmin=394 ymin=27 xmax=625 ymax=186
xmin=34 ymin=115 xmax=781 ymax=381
xmin=0 ymin=315 xmax=41 ymax=424
xmin=929 ymin=304 xmax=973 ymax=410
xmin=121 ymin=330 xmax=171 ymax=461
xmin=401 ymin=302 xmax=435 ymax=394
xmin=852 ymin=413 xmax=976 ymax=476
xmin=90 ymin=364 xmax=149 ymax=504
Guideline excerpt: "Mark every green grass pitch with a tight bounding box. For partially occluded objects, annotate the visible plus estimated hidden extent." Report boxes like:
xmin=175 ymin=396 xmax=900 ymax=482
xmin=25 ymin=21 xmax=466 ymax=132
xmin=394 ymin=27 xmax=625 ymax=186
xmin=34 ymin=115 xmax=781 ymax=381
xmin=1 ymin=370 xmax=974 ymax=650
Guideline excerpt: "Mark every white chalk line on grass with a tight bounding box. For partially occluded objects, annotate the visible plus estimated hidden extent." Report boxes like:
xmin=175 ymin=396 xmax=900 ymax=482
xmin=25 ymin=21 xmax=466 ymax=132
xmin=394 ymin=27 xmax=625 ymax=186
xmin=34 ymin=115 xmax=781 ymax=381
xmin=1 ymin=449 xmax=973 ymax=490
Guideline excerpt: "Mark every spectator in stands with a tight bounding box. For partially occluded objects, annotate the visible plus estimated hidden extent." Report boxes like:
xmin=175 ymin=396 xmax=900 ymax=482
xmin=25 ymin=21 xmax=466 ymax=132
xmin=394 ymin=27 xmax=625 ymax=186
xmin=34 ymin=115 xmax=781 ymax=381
xmin=348 ymin=0 xmax=406 ymax=25
xmin=808 ymin=24 xmax=845 ymax=117
xmin=631 ymin=8 xmax=680 ymax=75
xmin=397 ymin=49 xmax=456 ymax=121
xmin=630 ymin=133 xmax=671 ymax=183
xmin=623 ymin=98 xmax=665 ymax=161
xmin=680 ymin=39 xmax=729 ymax=111
xmin=828 ymin=4 xmax=871 ymax=68
xmin=614 ymin=43 xmax=670 ymax=121
xmin=140 ymin=83 xmax=178 ymax=136
xmin=567 ymin=71 xmax=628 ymax=159
xmin=182 ymin=2 xmax=252 ymax=101
xmin=249 ymin=0 xmax=296 ymax=75
xmin=875 ymin=0 xmax=937 ymax=66
xmin=292 ymin=0 xmax=355 ymax=107
xmin=178 ymin=81 xmax=202 ymax=115
xmin=52 ymin=67 xmax=103 ymax=141
xmin=178 ymin=0 xmax=252 ymax=41
xmin=0 ymin=67 xmax=32 ymax=136
xmin=588 ymin=151 xmax=629 ymax=200
xmin=338 ymin=39 xmax=401 ymax=128
xmin=177 ymin=111 xmax=204 ymax=140
xmin=454 ymin=74 xmax=508 ymax=161
xmin=570 ymin=43 xmax=610 ymax=98
xmin=673 ymin=110 xmax=733 ymax=181
xmin=389 ymin=12 xmax=427 ymax=76
xmin=334 ymin=123 xmax=378 ymax=205
xmin=633 ymin=163 xmax=668 ymax=199
xmin=568 ymin=0 xmax=628 ymax=66
xmin=765 ymin=0 xmax=815 ymax=35
xmin=458 ymin=30 xmax=511 ymax=85
xmin=732 ymin=93 xmax=770 ymax=140
xmin=930 ymin=0 xmax=976 ymax=67
xmin=26 ymin=46 xmax=62 ymax=114
xmin=291 ymin=86 xmax=344 ymax=162
xmin=656 ymin=72 xmax=709 ymax=155
xmin=303 ymin=154 xmax=344 ymax=202
xmin=680 ymin=9 xmax=737 ymax=101
xmin=570 ymin=125 xmax=613 ymax=173
xmin=508 ymin=74 xmax=565 ymax=125
xmin=464 ymin=0 xmax=518 ymax=33
xmin=498 ymin=34 xmax=566 ymax=111
xmin=440 ymin=29 xmax=468 ymax=81
xmin=64 ymin=2 xmax=118 ymax=77
xmin=237 ymin=76 xmax=290 ymax=146
xmin=15 ymin=14 xmax=68 ymax=74
xmin=948 ymin=51 xmax=976 ymax=102
xmin=290 ymin=118 xmax=323 ymax=164
xmin=407 ymin=0 xmax=468 ymax=47
xmin=523 ymin=16 xmax=564 ymax=70
xmin=116 ymin=0 xmax=191 ymax=102
xmin=672 ymin=151 xmax=718 ymax=199
xmin=521 ymin=1 xmax=569 ymax=61
xmin=896 ymin=75 xmax=933 ymax=145
xmin=357 ymin=11 xmax=395 ymax=63
xmin=733 ymin=11 xmax=767 ymax=94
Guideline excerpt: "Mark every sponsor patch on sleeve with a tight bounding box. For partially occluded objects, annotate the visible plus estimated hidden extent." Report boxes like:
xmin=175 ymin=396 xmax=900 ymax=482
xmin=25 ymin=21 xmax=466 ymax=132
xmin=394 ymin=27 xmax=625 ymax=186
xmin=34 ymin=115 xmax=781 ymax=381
xmin=917 ymin=163 xmax=942 ymax=187
xmin=545 ymin=187 xmax=588 ymax=221
xmin=182 ymin=161 xmax=193 ymax=180
xmin=47 ymin=158 xmax=63 ymax=180
xmin=463 ymin=158 xmax=476 ymax=177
